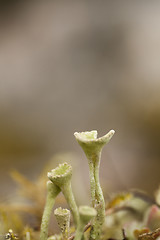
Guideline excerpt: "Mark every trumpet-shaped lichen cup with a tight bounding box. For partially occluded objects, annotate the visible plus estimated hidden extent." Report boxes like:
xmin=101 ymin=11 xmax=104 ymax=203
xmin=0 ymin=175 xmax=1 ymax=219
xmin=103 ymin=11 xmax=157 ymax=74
xmin=74 ymin=130 xmax=115 ymax=239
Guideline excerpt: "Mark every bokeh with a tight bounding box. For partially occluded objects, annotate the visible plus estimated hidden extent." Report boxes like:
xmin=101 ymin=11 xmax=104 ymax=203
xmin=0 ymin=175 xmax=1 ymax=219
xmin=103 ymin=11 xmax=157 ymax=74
xmin=0 ymin=1 xmax=160 ymax=200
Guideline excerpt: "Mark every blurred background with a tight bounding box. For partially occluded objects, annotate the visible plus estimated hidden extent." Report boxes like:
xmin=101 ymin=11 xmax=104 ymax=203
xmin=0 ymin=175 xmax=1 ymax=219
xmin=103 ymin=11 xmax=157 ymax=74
xmin=0 ymin=0 xmax=160 ymax=201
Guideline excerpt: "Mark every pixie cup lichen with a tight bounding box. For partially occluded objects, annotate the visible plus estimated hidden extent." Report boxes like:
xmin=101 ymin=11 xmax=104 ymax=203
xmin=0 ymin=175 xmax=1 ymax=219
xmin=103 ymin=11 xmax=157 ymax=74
xmin=54 ymin=207 xmax=70 ymax=240
xmin=74 ymin=130 xmax=115 ymax=239
xmin=48 ymin=162 xmax=79 ymax=225
xmin=74 ymin=206 xmax=97 ymax=240
xmin=40 ymin=181 xmax=60 ymax=240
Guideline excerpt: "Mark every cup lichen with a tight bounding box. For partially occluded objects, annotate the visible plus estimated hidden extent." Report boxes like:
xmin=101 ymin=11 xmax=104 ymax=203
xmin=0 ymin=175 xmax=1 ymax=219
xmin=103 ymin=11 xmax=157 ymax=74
xmin=40 ymin=129 xmax=115 ymax=240
xmin=54 ymin=207 xmax=70 ymax=240
xmin=48 ymin=162 xmax=79 ymax=225
xmin=74 ymin=206 xmax=97 ymax=240
xmin=74 ymin=130 xmax=115 ymax=239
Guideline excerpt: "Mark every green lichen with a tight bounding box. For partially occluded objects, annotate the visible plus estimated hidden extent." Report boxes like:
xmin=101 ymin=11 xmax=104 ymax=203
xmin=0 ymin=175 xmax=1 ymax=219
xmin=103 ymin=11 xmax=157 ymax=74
xmin=39 ymin=130 xmax=115 ymax=240
xmin=40 ymin=181 xmax=60 ymax=240
xmin=48 ymin=162 xmax=79 ymax=226
xmin=54 ymin=207 xmax=70 ymax=240
xmin=74 ymin=206 xmax=97 ymax=240
xmin=74 ymin=130 xmax=115 ymax=239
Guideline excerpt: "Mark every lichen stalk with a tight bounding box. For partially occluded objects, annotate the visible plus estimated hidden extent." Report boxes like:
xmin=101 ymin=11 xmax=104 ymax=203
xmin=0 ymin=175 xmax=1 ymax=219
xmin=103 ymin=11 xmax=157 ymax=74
xmin=74 ymin=221 xmax=85 ymax=240
xmin=88 ymin=160 xmax=96 ymax=207
xmin=61 ymin=181 xmax=79 ymax=226
xmin=91 ymin=152 xmax=105 ymax=239
xmin=40 ymin=181 xmax=60 ymax=240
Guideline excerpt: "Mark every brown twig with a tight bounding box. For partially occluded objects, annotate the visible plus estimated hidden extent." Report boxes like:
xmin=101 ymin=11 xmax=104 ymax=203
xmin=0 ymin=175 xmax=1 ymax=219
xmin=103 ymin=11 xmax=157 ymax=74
xmin=122 ymin=228 xmax=128 ymax=240
xmin=138 ymin=228 xmax=160 ymax=240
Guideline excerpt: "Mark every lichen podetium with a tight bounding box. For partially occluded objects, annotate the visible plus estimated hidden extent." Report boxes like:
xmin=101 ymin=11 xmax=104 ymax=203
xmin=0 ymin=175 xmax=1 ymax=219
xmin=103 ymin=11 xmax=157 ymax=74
xmin=40 ymin=181 xmax=60 ymax=240
xmin=74 ymin=130 xmax=115 ymax=239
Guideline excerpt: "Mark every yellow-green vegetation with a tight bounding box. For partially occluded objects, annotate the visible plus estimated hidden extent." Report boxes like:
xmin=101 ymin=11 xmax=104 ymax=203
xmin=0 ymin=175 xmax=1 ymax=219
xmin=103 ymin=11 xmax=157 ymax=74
xmin=1 ymin=130 xmax=160 ymax=240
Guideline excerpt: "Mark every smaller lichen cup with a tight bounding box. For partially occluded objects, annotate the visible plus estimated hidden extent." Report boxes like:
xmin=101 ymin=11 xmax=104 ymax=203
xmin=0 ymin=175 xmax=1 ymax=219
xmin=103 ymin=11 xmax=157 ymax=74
xmin=54 ymin=207 xmax=70 ymax=240
xmin=48 ymin=162 xmax=79 ymax=225
xmin=74 ymin=206 xmax=97 ymax=240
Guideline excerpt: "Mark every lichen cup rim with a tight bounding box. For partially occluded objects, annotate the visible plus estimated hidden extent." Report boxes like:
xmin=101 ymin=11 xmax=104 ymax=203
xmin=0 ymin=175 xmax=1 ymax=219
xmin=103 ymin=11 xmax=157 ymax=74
xmin=74 ymin=130 xmax=115 ymax=144
xmin=54 ymin=207 xmax=70 ymax=216
xmin=79 ymin=205 xmax=97 ymax=219
xmin=47 ymin=162 xmax=72 ymax=187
